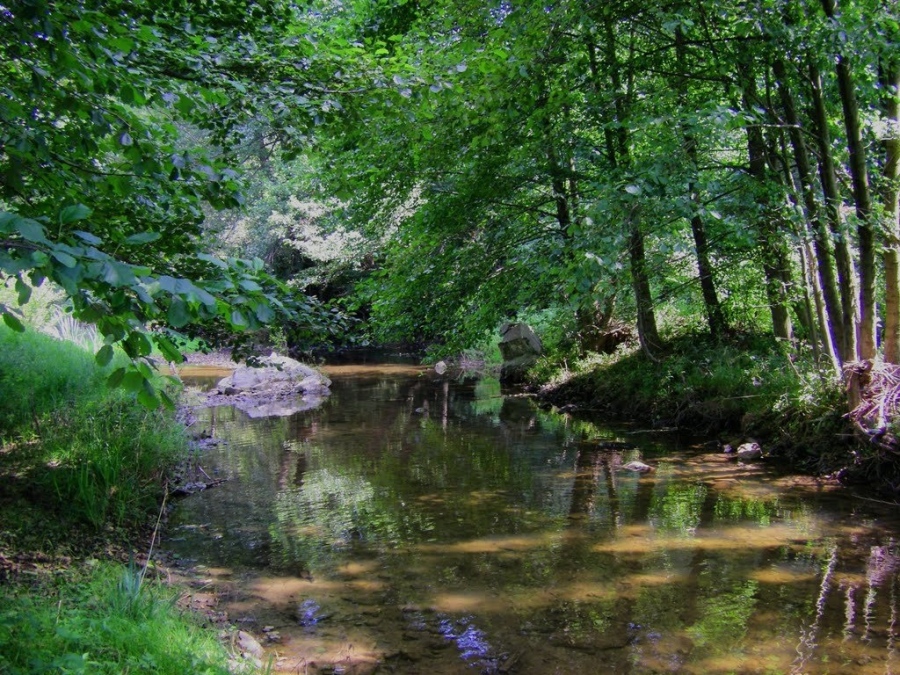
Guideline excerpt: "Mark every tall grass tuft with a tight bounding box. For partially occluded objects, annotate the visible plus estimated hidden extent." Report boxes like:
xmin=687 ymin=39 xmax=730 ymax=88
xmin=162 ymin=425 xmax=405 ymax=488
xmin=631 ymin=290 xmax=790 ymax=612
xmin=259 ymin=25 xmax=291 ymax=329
xmin=0 ymin=564 xmax=237 ymax=675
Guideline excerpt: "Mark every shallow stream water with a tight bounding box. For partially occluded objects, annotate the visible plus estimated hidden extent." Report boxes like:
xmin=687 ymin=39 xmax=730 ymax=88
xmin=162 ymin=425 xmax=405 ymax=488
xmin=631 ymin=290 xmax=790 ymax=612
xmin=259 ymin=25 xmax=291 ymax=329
xmin=165 ymin=362 xmax=900 ymax=674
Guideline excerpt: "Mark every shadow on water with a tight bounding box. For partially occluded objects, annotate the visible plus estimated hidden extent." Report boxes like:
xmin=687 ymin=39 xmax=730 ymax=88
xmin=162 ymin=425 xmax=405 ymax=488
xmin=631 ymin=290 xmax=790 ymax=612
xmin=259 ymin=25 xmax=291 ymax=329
xmin=166 ymin=362 xmax=900 ymax=674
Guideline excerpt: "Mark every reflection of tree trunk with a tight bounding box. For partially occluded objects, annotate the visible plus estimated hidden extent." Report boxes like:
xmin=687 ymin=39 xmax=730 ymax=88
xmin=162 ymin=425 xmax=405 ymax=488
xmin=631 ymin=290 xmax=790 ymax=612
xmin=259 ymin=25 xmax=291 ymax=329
xmin=567 ymin=450 xmax=599 ymax=521
xmin=792 ymin=546 xmax=838 ymax=673
xmin=601 ymin=454 xmax=621 ymax=530
xmin=843 ymin=582 xmax=857 ymax=641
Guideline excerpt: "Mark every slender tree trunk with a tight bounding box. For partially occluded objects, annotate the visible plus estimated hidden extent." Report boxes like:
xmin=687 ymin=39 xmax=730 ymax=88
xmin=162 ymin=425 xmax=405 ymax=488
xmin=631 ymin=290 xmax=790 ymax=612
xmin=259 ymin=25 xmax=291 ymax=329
xmin=773 ymin=57 xmax=843 ymax=367
xmin=601 ymin=16 xmax=661 ymax=358
xmin=808 ymin=61 xmax=859 ymax=363
xmin=675 ymin=27 xmax=727 ymax=340
xmin=881 ymin=58 xmax=900 ymax=362
xmin=821 ymin=0 xmax=877 ymax=360
xmin=740 ymin=62 xmax=792 ymax=341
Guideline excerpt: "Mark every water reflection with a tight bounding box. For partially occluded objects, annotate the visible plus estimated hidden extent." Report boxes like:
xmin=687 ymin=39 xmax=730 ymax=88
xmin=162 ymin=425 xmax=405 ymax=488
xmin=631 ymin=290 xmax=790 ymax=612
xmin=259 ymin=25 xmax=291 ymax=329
xmin=167 ymin=365 xmax=900 ymax=674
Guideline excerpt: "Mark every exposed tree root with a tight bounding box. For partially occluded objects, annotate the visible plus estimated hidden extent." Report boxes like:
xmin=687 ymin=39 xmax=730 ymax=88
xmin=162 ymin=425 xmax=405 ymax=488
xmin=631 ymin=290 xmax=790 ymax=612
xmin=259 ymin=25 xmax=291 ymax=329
xmin=846 ymin=360 xmax=900 ymax=455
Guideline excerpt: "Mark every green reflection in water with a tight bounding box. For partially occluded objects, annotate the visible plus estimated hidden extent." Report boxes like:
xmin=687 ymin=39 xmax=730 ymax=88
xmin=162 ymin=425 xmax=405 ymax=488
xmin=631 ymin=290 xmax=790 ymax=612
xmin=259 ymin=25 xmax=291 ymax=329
xmin=167 ymin=369 xmax=900 ymax=675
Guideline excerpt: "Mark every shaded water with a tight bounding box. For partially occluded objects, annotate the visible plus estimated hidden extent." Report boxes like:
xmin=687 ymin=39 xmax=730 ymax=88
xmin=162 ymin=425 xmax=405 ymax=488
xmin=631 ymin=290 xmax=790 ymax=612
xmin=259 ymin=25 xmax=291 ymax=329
xmin=165 ymin=364 xmax=900 ymax=674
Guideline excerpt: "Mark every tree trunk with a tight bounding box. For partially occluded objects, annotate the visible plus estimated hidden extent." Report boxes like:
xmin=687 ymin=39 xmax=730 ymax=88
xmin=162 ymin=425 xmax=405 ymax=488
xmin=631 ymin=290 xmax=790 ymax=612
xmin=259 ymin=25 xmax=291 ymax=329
xmin=773 ymin=57 xmax=843 ymax=367
xmin=675 ymin=27 xmax=727 ymax=341
xmin=821 ymin=0 xmax=877 ymax=360
xmin=601 ymin=15 xmax=661 ymax=358
xmin=740 ymin=61 xmax=792 ymax=341
xmin=808 ymin=61 xmax=859 ymax=363
xmin=881 ymin=57 xmax=900 ymax=363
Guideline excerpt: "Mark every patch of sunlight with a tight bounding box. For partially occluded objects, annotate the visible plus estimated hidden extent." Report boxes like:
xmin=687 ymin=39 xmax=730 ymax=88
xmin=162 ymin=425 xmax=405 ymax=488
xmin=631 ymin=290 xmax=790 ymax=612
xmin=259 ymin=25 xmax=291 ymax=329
xmin=416 ymin=492 xmax=447 ymax=503
xmin=240 ymin=576 xmax=317 ymax=607
xmin=414 ymin=533 xmax=556 ymax=555
xmin=429 ymin=592 xmax=508 ymax=614
xmin=749 ymin=566 xmax=818 ymax=584
xmin=593 ymin=523 xmax=816 ymax=555
xmin=554 ymin=580 xmax=618 ymax=602
xmin=464 ymin=489 xmax=509 ymax=505
xmin=624 ymin=570 xmax=691 ymax=587
xmin=321 ymin=364 xmax=427 ymax=377
xmin=335 ymin=561 xmax=380 ymax=577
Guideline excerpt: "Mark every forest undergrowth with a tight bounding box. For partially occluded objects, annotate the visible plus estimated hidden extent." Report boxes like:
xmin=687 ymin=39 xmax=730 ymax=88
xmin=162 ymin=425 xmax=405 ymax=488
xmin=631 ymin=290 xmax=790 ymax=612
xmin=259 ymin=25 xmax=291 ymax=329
xmin=532 ymin=331 xmax=900 ymax=493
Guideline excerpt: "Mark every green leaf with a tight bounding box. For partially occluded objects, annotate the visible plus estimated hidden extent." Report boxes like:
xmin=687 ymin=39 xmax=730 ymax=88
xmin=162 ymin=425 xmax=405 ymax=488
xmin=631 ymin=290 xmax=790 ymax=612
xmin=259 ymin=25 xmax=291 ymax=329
xmin=122 ymin=370 xmax=144 ymax=393
xmin=125 ymin=231 xmax=161 ymax=245
xmin=73 ymin=230 xmax=103 ymax=245
xmin=167 ymin=299 xmax=191 ymax=327
xmin=230 ymin=309 xmax=248 ymax=327
xmin=107 ymin=367 xmax=127 ymax=388
xmin=255 ymin=303 xmax=275 ymax=323
xmin=59 ymin=204 xmax=92 ymax=224
xmin=17 ymin=218 xmax=48 ymax=243
xmin=155 ymin=334 xmax=184 ymax=363
xmin=197 ymin=252 xmax=227 ymax=268
xmin=51 ymin=250 xmax=78 ymax=268
xmin=239 ymin=279 xmax=262 ymax=292
xmin=15 ymin=278 xmax=31 ymax=305
xmin=138 ymin=386 xmax=160 ymax=409
xmin=2 ymin=312 xmax=25 ymax=332
xmin=160 ymin=389 xmax=176 ymax=410
xmin=95 ymin=344 xmax=114 ymax=366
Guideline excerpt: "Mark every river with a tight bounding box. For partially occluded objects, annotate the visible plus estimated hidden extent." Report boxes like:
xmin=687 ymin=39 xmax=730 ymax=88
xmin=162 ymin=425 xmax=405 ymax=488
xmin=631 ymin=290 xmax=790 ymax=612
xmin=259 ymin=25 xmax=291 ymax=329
xmin=164 ymin=361 xmax=900 ymax=674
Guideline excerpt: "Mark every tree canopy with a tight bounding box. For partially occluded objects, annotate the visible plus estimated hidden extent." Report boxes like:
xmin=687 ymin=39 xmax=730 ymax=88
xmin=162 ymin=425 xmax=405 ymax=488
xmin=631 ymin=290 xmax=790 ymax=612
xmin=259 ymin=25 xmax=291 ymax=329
xmin=3 ymin=0 xmax=899 ymax=402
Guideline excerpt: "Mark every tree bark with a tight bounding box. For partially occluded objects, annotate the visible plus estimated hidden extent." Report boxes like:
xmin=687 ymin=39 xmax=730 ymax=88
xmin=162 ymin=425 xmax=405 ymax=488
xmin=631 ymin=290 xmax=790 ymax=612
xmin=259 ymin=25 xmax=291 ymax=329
xmin=881 ymin=57 xmax=900 ymax=362
xmin=675 ymin=26 xmax=727 ymax=341
xmin=601 ymin=15 xmax=661 ymax=358
xmin=773 ymin=57 xmax=842 ymax=367
xmin=808 ymin=61 xmax=859 ymax=363
xmin=740 ymin=60 xmax=792 ymax=341
xmin=820 ymin=0 xmax=877 ymax=360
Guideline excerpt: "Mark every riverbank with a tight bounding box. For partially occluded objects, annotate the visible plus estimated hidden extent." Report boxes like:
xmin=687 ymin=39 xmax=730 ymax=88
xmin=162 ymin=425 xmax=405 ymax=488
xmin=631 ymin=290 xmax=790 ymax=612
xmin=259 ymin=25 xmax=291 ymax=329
xmin=0 ymin=326 xmax=255 ymax=674
xmin=530 ymin=332 xmax=899 ymax=493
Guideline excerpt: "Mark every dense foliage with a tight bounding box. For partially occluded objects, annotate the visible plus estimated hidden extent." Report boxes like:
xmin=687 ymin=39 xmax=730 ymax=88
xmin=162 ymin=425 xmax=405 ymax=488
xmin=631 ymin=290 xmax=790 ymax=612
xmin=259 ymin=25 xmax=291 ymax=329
xmin=305 ymin=0 xmax=899 ymax=371
xmin=2 ymin=0 xmax=899 ymax=419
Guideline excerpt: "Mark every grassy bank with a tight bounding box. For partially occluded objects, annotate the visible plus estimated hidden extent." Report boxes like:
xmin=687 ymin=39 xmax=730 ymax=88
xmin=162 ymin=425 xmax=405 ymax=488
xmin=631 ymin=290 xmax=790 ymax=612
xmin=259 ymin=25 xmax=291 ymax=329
xmin=532 ymin=332 xmax=872 ymax=482
xmin=0 ymin=564 xmax=237 ymax=675
xmin=0 ymin=325 xmax=244 ymax=673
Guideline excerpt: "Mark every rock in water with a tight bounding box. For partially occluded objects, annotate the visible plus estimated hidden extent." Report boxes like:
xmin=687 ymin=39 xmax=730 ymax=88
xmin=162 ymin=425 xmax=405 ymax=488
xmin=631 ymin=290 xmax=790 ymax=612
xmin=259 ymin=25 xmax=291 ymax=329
xmin=208 ymin=353 xmax=331 ymax=418
xmin=237 ymin=630 xmax=264 ymax=659
xmin=736 ymin=442 xmax=762 ymax=459
xmin=498 ymin=322 xmax=543 ymax=383
xmin=621 ymin=460 xmax=654 ymax=473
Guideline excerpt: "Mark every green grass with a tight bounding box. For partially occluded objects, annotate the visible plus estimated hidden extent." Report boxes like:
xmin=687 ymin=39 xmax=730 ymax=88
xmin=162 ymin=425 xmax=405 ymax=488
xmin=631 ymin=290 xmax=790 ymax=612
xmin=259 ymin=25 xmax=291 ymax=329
xmin=0 ymin=325 xmax=185 ymax=531
xmin=534 ymin=331 xmax=844 ymax=438
xmin=0 ymin=564 xmax=238 ymax=675
xmin=0 ymin=325 xmax=257 ymax=674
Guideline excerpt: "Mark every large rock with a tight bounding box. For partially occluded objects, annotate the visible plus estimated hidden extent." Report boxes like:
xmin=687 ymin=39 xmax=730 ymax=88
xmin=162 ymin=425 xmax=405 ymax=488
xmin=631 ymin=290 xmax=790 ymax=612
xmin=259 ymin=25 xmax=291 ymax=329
xmin=208 ymin=353 xmax=331 ymax=418
xmin=498 ymin=322 xmax=543 ymax=383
